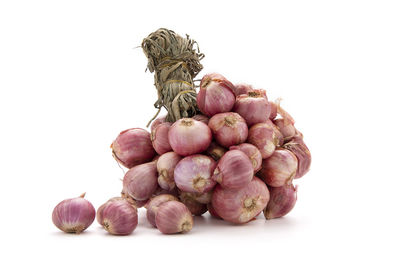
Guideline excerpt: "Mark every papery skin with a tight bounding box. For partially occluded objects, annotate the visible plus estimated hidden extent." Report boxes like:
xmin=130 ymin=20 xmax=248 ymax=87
xmin=207 ymin=203 xmax=222 ymax=219
xmin=155 ymin=201 xmax=194 ymax=234
xmin=101 ymin=200 xmax=138 ymax=235
xmin=206 ymin=141 xmax=227 ymax=161
xmin=283 ymin=134 xmax=311 ymax=178
xmin=146 ymin=194 xmax=179 ymax=227
xmin=264 ymin=184 xmax=297 ymax=219
xmin=157 ymin=152 xmax=182 ymax=191
xmin=179 ymin=192 xmax=208 ymax=216
xmin=150 ymin=115 xmax=167 ymax=132
xmin=233 ymin=83 xmax=253 ymax=96
xmin=230 ymin=143 xmax=262 ymax=173
xmin=234 ymin=90 xmax=271 ymax=126
xmin=213 ymin=150 xmax=254 ymax=190
xmin=192 ymin=114 xmax=209 ymax=125
xmin=274 ymin=119 xmax=296 ymax=142
xmin=180 ymin=190 xmax=212 ymax=204
xmin=248 ymin=122 xmax=278 ymax=158
xmin=197 ymin=73 xmax=236 ymax=117
xmin=151 ymin=122 xmax=172 ymax=155
xmin=97 ymin=197 xmax=125 ymax=225
xmin=123 ymin=161 xmax=158 ymax=201
xmin=52 ymin=194 xmax=95 ymax=234
xmin=168 ymin=118 xmax=212 ymax=156
xmin=174 ymin=155 xmax=216 ymax=193
xmin=258 ymin=149 xmax=298 ymax=187
xmin=211 ymin=177 xmax=270 ymax=224
xmin=111 ymin=128 xmax=156 ymax=168
xmin=269 ymin=102 xmax=277 ymax=120
xmin=208 ymin=112 xmax=248 ymax=148
xmin=265 ymin=119 xmax=284 ymax=146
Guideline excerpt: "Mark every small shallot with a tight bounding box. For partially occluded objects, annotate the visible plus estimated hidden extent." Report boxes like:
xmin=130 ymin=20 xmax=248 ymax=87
xmin=151 ymin=122 xmax=172 ymax=155
xmin=100 ymin=200 xmax=138 ymax=235
xmin=146 ymin=194 xmax=179 ymax=227
xmin=230 ymin=143 xmax=262 ymax=173
xmin=283 ymin=134 xmax=311 ymax=178
xmin=233 ymin=83 xmax=253 ymax=96
xmin=234 ymin=89 xmax=271 ymax=126
xmin=264 ymin=184 xmax=297 ymax=219
xmin=157 ymin=152 xmax=182 ymax=190
xmin=123 ymin=161 xmax=158 ymax=201
xmin=155 ymin=201 xmax=194 ymax=234
xmin=208 ymin=112 xmax=248 ymax=148
xmin=248 ymin=122 xmax=278 ymax=158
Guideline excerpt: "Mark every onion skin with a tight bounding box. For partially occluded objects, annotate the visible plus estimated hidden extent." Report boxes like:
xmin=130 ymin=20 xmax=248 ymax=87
xmin=230 ymin=143 xmax=262 ymax=173
xmin=179 ymin=192 xmax=208 ymax=216
xmin=234 ymin=90 xmax=271 ymax=126
xmin=192 ymin=114 xmax=209 ymax=125
xmin=233 ymin=83 xmax=253 ymax=96
xmin=258 ymin=149 xmax=298 ymax=187
xmin=150 ymin=115 xmax=167 ymax=132
xmin=264 ymin=184 xmax=297 ymax=219
xmin=151 ymin=122 xmax=172 ymax=155
xmin=157 ymin=152 xmax=182 ymax=191
xmin=211 ymin=177 xmax=270 ymax=224
xmin=248 ymin=122 xmax=278 ymax=159
xmin=52 ymin=193 xmax=95 ymax=234
xmin=197 ymin=73 xmax=236 ymax=117
xmin=168 ymin=118 xmax=212 ymax=156
xmin=174 ymin=155 xmax=216 ymax=194
xmin=274 ymin=118 xmax=295 ymax=142
xmin=97 ymin=197 xmax=125 ymax=225
xmin=213 ymin=150 xmax=254 ymax=190
xmin=155 ymin=201 xmax=194 ymax=234
xmin=206 ymin=141 xmax=227 ymax=161
xmin=266 ymin=119 xmax=284 ymax=147
xmin=146 ymin=194 xmax=179 ymax=227
xmin=123 ymin=161 xmax=158 ymax=201
xmin=269 ymin=102 xmax=277 ymax=120
xmin=207 ymin=203 xmax=222 ymax=219
xmin=283 ymin=134 xmax=311 ymax=179
xmin=111 ymin=128 xmax=156 ymax=168
xmin=101 ymin=200 xmax=138 ymax=235
xmin=208 ymin=112 xmax=248 ymax=148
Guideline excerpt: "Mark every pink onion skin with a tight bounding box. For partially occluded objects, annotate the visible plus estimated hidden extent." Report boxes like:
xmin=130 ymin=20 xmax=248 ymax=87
xmin=168 ymin=118 xmax=212 ymax=156
xmin=52 ymin=193 xmax=95 ymax=234
xmin=197 ymin=73 xmax=236 ymax=117
xmin=101 ymin=200 xmax=138 ymax=235
xmin=207 ymin=203 xmax=222 ymax=219
xmin=174 ymin=155 xmax=217 ymax=194
xmin=146 ymin=194 xmax=179 ymax=227
xmin=234 ymin=90 xmax=271 ymax=126
xmin=112 ymin=128 xmax=156 ymax=168
xmin=150 ymin=115 xmax=167 ymax=132
xmin=155 ymin=201 xmax=194 ymax=234
xmin=266 ymin=119 xmax=284 ymax=146
xmin=264 ymin=184 xmax=297 ymax=219
xmin=233 ymin=83 xmax=253 ymax=96
xmin=157 ymin=152 xmax=182 ymax=191
xmin=123 ymin=161 xmax=158 ymax=201
xmin=274 ymin=118 xmax=296 ymax=142
xmin=269 ymin=102 xmax=277 ymax=120
xmin=211 ymin=177 xmax=270 ymax=224
xmin=283 ymin=134 xmax=311 ymax=179
xmin=151 ymin=122 xmax=172 ymax=155
xmin=192 ymin=114 xmax=210 ymax=125
xmin=179 ymin=192 xmax=208 ymax=216
xmin=97 ymin=197 xmax=125 ymax=225
xmin=258 ymin=149 xmax=298 ymax=187
xmin=248 ymin=122 xmax=278 ymax=159
xmin=206 ymin=141 xmax=227 ymax=161
xmin=213 ymin=150 xmax=254 ymax=190
xmin=230 ymin=143 xmax=262 ymax=173
xmin=208 ymin=112 xmax=248 ymax=148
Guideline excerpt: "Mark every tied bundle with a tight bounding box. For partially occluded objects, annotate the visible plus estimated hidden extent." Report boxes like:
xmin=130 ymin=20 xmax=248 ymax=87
xmin=142 ymin=28 xmax=205 ymax=124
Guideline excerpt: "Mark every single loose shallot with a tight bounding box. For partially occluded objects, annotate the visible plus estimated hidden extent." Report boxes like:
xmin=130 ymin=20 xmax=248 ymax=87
xmin=146 ymin=194 xmax=179 ymax=227
xmin=100 ymin=199 xmax=138 ymax=235
xmin=155 ymin=201 xmax=194 ymax=234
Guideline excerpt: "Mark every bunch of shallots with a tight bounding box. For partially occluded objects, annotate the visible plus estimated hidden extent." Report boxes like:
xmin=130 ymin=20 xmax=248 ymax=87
xmin=52 ymin=72 xmax=310 ymax=235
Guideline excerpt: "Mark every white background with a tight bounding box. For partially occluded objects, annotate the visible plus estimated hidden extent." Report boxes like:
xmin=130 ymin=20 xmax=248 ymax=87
xmin=1 ymin=0 xmax=399 ymax=269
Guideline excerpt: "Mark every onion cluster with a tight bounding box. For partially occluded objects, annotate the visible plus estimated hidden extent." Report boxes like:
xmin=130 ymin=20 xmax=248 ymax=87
xmin=52 ymin=72 xmax=311 ymax=236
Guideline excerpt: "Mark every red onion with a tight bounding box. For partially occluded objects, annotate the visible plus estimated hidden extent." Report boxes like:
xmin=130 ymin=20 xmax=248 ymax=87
xmin=146 ymin=194 xmax=179 ymax=227
xmin=123 ymin=161 xmax=158 ymax=201
xmin=150 ymin=115 xmax=167 ymax=131
xmin=192 ymin=114 xmax=209 ymax=125
xmin=157 ymin=152 xmax=182 ymax=190
xmin=52 ymin=193 xmax=95 ymax=234
xmin=264 ymin=184 xmax=297 ymax=219
xmin=174 ymin=155 xmax=217 ymax=193
xmin=283 ymin=134 xmax=311 ymax=178
xmin=155 ymin=201 xmax=194 ymax=234
xmin=100 ymin=200 xmax=138 ymax=235
xmin=233 ymin=83 xmax=253 ymax=96
xmin=168 ymin=118 xmax=212 ymax=156
xmin=213 ymin=150 xmax=253 ymax=190
xmin=248 ymin=122 xmax=278 ymax=158
xmin=197 ymin=73 xmax=236 ymax=116
xmin=111 ymin=128 xmax=156 ymax=168
xmin=269 ymin=102 xmax=277 ymax=120
xmin=179 ymin=192 xmax=208 ymax=216
xmin=258 ymin=149 xmax=298 ymax=187
xmin=208 ymin=112 xmax=248 ymax=148
xmin=234 ymin=89 xmax=271 ymax=126
xmin=207 ymin=203 xmax=222 ymax=219
xmin=206 ymin=141 xmax=227 ymax=161
xmin=211 ymin=177 xmax=270 ymax=224
xmin=151 ymin=122 xmax=172 ymax=155
xmin=230 ymin=143 xmax=262 ymax=173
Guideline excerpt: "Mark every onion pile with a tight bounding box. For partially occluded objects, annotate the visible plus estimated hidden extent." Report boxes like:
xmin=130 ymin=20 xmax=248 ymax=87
xmin=52 ymin=72 xmax=311 ymax=235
